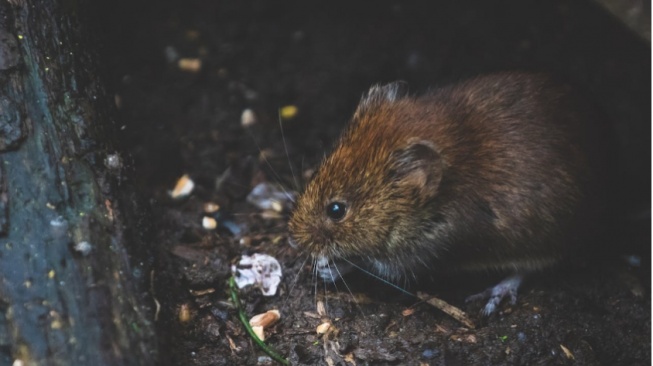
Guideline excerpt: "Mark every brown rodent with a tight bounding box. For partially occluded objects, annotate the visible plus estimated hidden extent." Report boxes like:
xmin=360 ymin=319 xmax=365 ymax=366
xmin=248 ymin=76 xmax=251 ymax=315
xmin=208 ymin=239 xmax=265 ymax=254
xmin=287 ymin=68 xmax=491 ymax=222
xmin=288 ymin=72 xmax=605 ymax=313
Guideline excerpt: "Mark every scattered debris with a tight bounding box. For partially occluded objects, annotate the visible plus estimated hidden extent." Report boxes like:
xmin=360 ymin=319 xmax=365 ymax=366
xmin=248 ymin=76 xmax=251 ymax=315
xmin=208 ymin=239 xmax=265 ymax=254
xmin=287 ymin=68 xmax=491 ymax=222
xmin=178 ymin=58 xmax=202 ymax=72
xmin=316 ymin=321 xmax=332 ymax=335
xmin=104 ymin=199 xmax=115 ymax=222
xmin=164 ymin=45 xmax=179 ymax=63
xmin=241 ymin=108 xmax=257 ymax=127
xmin=246 ymin=182 xmax=295 ymax=213
xmin=417 ymin=292 xmax=476 ymax=329
xmin=203 ymin=202 xmax=220 ymax=213
xmin=251 ymin=325 xmax=266 ymax=341
xmin=226 ymin=334 xmax=241 ymax=352
xmin=450 ymin=333 xmax=477 ymax=343
xmin=221 ymin=220 xmax=243 ymax=236
xmin=202 ymin=216 xmax=217 ymax=230
xmin=250 ymin=310 xmax=281 ymax=328
xmin=560 ymin=344 xmax=575 ymax=360
xmin=50 ymin=216 xmax=66 ymax=227
xmin=280 ymin=105 xmax=298 ymax=120
xmin=316 ymin=300 xmax=327 ymax=317
xmin=231 ymin=253 xmax=283 ymax=296
xmin=402 ymin=308 xmax=416 ymax=317
xmin=74 ymin=241 xmax=92 ymax=256
xmin=104 ymin=153 xmax=123 ymax=171
xmin=239 ymin=236 xmax=252 ymax=247
xmin=189 ymin=288 xmax=215 ymax=296
xmin=303 ymin=311 xmax=321 ymax=319
xmin=179 ymin=304 xmax=191 ymax=323
xmin=170 ymin=174 xmax=195 ymax=199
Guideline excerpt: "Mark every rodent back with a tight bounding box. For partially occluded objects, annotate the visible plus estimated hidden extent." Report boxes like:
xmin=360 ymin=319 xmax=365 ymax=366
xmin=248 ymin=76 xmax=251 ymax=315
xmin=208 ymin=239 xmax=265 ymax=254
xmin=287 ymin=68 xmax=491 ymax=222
xmin=290 ymin=73 xmax=596 ymax=274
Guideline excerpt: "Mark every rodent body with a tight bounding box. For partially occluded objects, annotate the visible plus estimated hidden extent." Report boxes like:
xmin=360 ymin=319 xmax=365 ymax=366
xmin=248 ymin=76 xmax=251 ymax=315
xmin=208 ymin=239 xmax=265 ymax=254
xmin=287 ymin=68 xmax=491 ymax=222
xmin=289 ymin=72 xmax=602 ymax=285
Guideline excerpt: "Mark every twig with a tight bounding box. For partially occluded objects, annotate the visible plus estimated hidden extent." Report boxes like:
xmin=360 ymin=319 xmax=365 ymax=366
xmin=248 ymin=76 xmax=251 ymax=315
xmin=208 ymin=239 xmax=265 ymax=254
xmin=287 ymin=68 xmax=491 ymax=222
xmin=417 ymin=292 xmax=476 ymax=329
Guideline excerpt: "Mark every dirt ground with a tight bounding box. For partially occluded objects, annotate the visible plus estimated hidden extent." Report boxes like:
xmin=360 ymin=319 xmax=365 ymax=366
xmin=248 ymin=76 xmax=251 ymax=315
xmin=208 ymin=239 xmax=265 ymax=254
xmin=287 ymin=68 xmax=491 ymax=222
xmin=90 ymin=0 xmax=650 ymax=365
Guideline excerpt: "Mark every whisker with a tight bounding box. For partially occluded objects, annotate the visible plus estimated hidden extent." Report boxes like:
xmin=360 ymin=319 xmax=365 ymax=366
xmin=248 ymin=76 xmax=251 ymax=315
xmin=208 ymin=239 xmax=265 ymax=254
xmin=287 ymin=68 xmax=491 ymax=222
xmin=341 ymin=258 xmax=417 ymax=298
xmin=324 ymin=261 xmax=340 ymax=296
xmin=322 ymin=273 xmax=329 ymax=315
xmin=313 ymin=257 xmax=318 ymax=309
xmin=278 ymin=114 xmax=300 ymax=191
xmin=281 ymin=253 xmax=311 ymax=312
xmin=332 ymin=261 xmax=366 ymax=316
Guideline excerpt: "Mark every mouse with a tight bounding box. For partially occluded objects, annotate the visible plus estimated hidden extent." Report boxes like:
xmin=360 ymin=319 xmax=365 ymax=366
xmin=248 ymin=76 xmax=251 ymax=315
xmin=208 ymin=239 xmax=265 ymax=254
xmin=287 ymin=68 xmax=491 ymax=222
xmin=288 ymin=72 xmax=607 ymax=315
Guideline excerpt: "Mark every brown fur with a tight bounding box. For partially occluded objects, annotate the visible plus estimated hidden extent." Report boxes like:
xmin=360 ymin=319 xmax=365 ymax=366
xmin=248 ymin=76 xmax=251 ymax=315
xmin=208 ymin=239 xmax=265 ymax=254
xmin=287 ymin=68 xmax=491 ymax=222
xmin=289 ymin=72 xmax=600 ymax=280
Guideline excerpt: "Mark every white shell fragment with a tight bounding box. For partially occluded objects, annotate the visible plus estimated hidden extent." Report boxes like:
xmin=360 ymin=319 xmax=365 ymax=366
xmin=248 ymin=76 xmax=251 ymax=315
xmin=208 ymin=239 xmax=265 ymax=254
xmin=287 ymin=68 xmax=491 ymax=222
xmin=169 ymin=174 xmax=195 ymax=199
xmin=246 ymin=182 xmax=295 ymax=213
xmin=231 ymin=253 xmax=283 ymax=296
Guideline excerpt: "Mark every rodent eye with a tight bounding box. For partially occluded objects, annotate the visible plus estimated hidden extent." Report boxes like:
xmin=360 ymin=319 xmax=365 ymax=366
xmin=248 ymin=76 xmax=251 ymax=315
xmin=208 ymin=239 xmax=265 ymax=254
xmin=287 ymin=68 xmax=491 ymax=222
xmin=326 ymin=201 xmax=347 ymax=221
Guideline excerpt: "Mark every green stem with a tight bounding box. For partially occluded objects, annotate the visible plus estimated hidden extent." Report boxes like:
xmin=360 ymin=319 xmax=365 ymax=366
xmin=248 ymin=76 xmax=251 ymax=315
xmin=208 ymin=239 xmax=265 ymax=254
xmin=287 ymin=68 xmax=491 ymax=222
xmin=229 ymin=277 xmax=290 ymax=365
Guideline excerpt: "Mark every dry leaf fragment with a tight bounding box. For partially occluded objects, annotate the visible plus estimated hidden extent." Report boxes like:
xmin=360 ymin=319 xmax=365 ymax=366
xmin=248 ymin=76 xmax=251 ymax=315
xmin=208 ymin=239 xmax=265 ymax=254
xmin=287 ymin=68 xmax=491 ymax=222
xmin=560 ymin=344 xmax=575 ymax=360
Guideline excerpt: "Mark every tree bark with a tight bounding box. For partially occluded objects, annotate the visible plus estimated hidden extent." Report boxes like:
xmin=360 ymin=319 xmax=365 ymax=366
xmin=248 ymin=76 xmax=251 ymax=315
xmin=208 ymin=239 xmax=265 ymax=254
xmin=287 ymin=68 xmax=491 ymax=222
xmin=0 ymin=1 xmax=156 ymax=365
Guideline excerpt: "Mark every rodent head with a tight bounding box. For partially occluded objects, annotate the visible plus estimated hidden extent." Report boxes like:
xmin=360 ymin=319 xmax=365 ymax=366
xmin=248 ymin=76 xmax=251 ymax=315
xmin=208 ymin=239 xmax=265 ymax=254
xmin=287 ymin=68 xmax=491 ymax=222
xmin=289 ymin=83 xmax=444 ymax=265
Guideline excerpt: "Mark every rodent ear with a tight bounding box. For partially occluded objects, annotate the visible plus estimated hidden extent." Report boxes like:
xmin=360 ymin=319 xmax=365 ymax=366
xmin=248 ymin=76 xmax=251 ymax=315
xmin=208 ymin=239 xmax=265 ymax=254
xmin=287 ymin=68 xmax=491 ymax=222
xmin=358 ymin=81 xmax=409 ymax=111
xmin=390 ymin=140 xmax=443 ymax=198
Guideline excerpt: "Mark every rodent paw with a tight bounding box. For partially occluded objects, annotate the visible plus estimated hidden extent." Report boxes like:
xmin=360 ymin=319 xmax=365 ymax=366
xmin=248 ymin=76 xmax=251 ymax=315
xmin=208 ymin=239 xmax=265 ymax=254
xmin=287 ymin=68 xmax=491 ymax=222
xmin=465 ymin=274 xmax=522 ymax=316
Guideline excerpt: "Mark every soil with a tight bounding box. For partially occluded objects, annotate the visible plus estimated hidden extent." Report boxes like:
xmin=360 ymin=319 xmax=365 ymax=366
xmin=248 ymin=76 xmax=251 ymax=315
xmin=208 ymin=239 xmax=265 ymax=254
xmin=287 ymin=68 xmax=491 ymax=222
xmin=89 ymin=0 xmax=650 ymax=365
